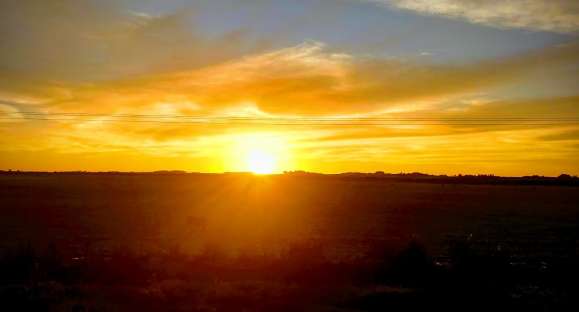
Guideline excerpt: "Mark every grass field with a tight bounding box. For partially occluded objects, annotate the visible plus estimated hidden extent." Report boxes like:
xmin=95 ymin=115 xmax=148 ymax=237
xmin=1 ymin=173 xmax=577 ymax=311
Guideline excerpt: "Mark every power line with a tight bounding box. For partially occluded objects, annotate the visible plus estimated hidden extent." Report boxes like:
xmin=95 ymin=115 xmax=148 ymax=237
xmin=1 ymin=112 xmax=578 ymax=126
xmin=1 ymin=117 xmax=577 ymax=126
xmin=6 ymin=111 xmax=579 ymax=121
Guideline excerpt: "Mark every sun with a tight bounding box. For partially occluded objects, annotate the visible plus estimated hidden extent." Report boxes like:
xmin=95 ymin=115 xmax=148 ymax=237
xmin=225 ymin=133 xmax=291 ymax=174
xmin=246 ymin=149 xmax=277 ymax=174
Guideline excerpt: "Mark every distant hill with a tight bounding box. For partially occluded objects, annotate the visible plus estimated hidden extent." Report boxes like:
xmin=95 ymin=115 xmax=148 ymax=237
xmin=1 ymin=170 xmax=578 ymax=186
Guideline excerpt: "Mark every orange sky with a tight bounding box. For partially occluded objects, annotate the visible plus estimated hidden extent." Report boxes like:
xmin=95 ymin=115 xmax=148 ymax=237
xmin=1 ymin=0 xmax=578 ymax=176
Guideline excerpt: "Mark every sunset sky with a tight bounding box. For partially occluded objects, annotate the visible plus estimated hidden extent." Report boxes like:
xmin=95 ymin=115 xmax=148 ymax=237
xmin=1 ymin=0 xmax=578 ymax=175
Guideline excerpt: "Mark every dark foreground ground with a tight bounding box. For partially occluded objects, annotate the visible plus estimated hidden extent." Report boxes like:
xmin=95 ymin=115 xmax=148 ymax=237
xmin=0 ymin=172 xmax=577 ymax=311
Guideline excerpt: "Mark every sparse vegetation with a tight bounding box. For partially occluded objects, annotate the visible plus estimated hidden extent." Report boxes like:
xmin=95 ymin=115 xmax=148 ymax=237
xmin=0 ymin=173 xmax=577 ymax=311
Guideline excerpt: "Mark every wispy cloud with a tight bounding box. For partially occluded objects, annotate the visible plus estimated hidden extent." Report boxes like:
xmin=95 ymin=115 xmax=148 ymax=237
xmin=0 ymin=0 xmax=270 ymax=84
xmin=380 ymin=0 xmax=579 ymax=33
xmin=48 ymin=40 xmax=579 ymax=116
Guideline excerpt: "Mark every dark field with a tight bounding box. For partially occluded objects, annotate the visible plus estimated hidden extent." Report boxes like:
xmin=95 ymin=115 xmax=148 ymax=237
xmin=1 ymin=173 xmax=577 ymax=311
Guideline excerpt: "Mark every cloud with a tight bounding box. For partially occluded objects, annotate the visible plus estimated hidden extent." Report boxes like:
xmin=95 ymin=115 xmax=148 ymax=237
xmin=2 ymin=38 xmax=576 ymax=152
xmin=2 ymin=0 xmax=578 ymax=118
xmin=309 ymin=96 xmax=579 ymax=142
xmin=539 ymin=129 xmax=579 ymax=141
xmin=382 ymin=0 xmax=579 ymax=33
xmin=50 ymin=40 xmax=579 ymax=117
xmin=0 ymin=0 xmax=270 ymax=84
xmin=1 ymin=1 xmax=578 ymax=174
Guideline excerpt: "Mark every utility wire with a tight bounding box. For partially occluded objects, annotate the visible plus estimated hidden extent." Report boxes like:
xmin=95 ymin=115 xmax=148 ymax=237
xmin=1 ymin=118 xmax=577 ymax=126
xmin=6 ymin=111 xmax=579 ymax=120
xmin=1 ymin=112 xmax=578 ymax=126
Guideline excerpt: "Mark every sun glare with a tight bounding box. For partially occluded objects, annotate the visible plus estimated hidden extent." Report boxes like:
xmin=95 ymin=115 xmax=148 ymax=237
xmin=226 ymin=133 xmax=291 ymax=174
xmin=246 ymin=149 xmax=277 ymax=174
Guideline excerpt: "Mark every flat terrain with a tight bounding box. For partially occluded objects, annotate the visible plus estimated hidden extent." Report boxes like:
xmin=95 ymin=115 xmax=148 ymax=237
xmin=1 ymin=173 xmax=576 ymax=258
xmin=0 ymin=173 xmax=577 ymax=311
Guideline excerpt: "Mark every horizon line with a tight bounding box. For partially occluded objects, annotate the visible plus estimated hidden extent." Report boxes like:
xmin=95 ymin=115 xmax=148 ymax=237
xmin=1 ymin=169 xmax=577 ymax=179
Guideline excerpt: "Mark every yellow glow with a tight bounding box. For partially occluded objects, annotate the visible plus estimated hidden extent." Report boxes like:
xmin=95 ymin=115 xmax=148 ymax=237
xmin=246 ymin=148 xmax=277 ymax=174
xmin=224 ymin=133 xmax=292 ymax=174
